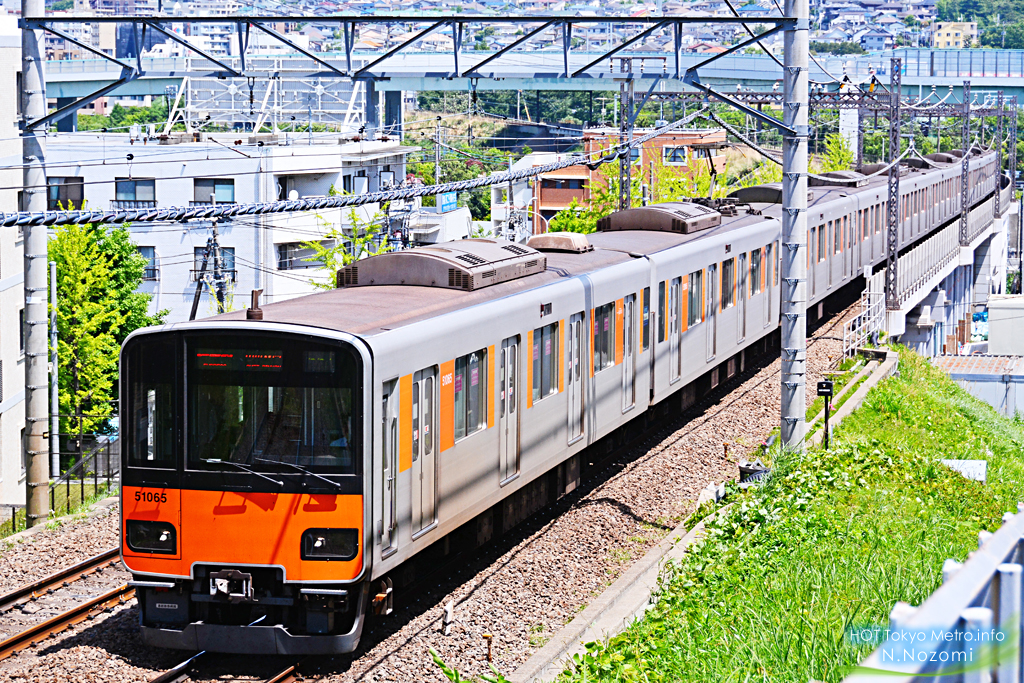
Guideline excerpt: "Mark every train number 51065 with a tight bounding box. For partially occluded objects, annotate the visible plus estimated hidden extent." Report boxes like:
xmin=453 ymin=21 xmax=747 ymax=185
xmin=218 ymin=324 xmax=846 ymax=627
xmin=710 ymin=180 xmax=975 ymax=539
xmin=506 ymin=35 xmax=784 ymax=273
xmin=134 ymin=491 xmax=168 ymax=503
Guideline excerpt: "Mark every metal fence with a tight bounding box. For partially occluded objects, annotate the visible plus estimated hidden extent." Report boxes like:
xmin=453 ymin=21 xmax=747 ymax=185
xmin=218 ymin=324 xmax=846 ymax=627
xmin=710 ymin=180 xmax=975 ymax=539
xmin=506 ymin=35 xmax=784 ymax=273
xmin=48 ymin=435 xmax=120 ymax=518
xmin=844 ymin=504 xmax=1024 ymax=682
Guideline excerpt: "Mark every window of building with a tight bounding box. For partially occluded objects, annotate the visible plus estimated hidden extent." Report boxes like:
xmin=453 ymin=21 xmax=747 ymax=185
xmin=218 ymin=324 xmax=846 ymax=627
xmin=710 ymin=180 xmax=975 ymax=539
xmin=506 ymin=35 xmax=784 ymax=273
xmin=342 ymin=175 xmax=353 ymax=194
xmin=750 ymin=247 xmax=763 ymax=296
xmin=688 ymin=270 xmax=703 ymax=326
xmin=19 ymin=309 xmax=25 ymax=354
xmin=277 ymin=241 xmax=333 ymax=270
xmin=662 ymin=146 xmax=688 ymax=165
xmin=193 ymin=246 xmax=236 ymax=281
xmin=194 ymin=178 xmax=235 ymax=205
xmin=454 ymin=348 xmax=487 ymax=441
xmin=721 ymin=258 xmax=735 ymax=310
xmin=593 ymin=303 xmax=615 ymax=373
xmin=138 ymin=246 xmax=158 ymax=281
xmin=540 ymin=178 xmax=586 ymax=189
xmin=115 ymin=178 xmax=155 ymax=202
xmin=47 ymin=177 xmax=84 ymax=210
xmin=532 ymin=322 xmax=559 ymax=403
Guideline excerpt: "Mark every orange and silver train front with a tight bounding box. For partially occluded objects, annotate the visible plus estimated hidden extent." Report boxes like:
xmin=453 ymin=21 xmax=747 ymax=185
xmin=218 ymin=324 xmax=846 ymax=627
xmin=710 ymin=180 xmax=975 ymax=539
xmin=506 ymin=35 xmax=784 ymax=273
xmin=120 ymin=325 xmax=371 ymax=654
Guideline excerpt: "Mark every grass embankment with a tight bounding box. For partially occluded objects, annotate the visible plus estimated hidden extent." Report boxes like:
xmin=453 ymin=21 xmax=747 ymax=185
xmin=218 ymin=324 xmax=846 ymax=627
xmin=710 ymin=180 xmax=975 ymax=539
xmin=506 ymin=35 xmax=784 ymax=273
xmin=559 ymin=347 xmax=1023 ymax=683
xmin=0 ymin=482 xmax=114 ymax=540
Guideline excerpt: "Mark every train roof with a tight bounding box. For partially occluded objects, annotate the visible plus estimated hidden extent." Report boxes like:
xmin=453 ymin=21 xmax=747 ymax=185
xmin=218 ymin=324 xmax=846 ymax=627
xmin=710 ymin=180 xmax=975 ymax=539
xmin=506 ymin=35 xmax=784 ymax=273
xmin=211 ymin=148 xmax=995 ymax=337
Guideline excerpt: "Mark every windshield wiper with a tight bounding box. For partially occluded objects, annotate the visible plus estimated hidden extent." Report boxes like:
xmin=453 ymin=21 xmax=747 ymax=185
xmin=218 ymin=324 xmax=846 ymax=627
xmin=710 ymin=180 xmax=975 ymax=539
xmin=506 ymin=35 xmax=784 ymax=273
xmin=208 ymin=459 xmax=284 ymax=487
xmin=255 ymin=458 xmax=343 ymax=490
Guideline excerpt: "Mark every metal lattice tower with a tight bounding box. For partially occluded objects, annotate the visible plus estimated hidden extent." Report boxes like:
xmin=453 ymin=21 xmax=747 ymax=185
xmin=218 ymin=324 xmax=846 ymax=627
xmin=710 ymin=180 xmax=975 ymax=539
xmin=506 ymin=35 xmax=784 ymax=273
xmin=884 ymin=57 xmax=901 ymax=310
xmin=996 ymin=91 xmax=1004 ymax=217
xmin=960 ymin=80 xmax=972 ymax=245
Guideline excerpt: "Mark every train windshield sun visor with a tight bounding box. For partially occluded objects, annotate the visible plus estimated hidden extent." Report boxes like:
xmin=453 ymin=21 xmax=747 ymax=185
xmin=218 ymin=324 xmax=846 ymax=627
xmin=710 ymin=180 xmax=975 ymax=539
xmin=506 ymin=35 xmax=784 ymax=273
xmin=184 ymin=335 xmax=361 ymax=475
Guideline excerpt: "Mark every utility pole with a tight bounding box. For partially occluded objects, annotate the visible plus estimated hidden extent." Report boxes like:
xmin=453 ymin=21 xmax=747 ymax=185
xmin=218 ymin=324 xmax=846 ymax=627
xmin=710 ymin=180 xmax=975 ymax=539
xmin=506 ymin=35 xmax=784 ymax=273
xmin=885 ymin=57 xmax=902 ymax=310
xmin=618 ymin=58 xmax=634 ymax=212
xmin=189 ymin=240 xmax=212 ymax=322
xmin=780 ymin=0 xmax=809 ymax=449
xmin=995 ymin=91 xmax=1003 ymax=218
xmin=22 ymin=0 xmax=49 ymax=527
xmin=959 ymin=81 xmax=971 ymax=246
xmin=49 ymin=261 xmax=59 ymax=479
xmin=435 ymin=116 xmax=442 ymax=214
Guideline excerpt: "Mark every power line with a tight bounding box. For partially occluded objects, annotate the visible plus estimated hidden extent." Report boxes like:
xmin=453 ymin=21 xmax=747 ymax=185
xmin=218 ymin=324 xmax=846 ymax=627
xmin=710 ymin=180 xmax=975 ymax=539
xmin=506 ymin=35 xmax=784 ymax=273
xmin=1 ymin=110 xmax=709 ymax=228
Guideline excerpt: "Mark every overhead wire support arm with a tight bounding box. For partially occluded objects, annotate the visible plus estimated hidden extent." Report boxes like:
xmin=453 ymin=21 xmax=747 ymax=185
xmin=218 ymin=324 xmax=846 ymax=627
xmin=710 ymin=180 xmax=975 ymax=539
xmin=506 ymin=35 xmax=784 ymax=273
xmin=144 ymin=21 xmax=241 ymax=76
xmin=462 ymin=20 xmax=556 ymax=77
xmin=249 ymin=21 xmax=344 ymax=76
xmin=34 ymin=23 xmax=133 ymax=69
xmin=25 ymin=69 xmax=137 ymax=131
xmin=354 ymin=20 xmax=449 ymax=78
xmin=571 ymin=20 xmax=668 ymax=77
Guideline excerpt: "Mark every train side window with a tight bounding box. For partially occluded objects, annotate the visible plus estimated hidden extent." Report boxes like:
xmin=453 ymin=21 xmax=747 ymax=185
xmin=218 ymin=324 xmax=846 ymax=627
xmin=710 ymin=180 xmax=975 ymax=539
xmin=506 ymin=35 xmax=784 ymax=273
xmin=593 ymin=303 xmax=616 ymax=373
xmin=412 ymin=382 xmax=420 ymax=460
xmin=818 ymin=224 xmax=828 ymax=263
xmin=454 ymin=348 xmax=487 ymax=441
xmin=658 ymin=281 xmax=666 ymax=343
xmin=532 ymin=322 xmax=559 ymax=403
xmin=642 ymin=287 xmax=650 ymax=351
xmin=833 ymin=218 xmax=842 ymax=254
xmin=750 ymin=248 xmax=763 ymax=296
xmin=125 ymin=338 xmax=177 ymax=470
xmin=721 ymin=258 xmax=735 ymax=310
xmin=687 ymin=270 xmax=703 ymax=326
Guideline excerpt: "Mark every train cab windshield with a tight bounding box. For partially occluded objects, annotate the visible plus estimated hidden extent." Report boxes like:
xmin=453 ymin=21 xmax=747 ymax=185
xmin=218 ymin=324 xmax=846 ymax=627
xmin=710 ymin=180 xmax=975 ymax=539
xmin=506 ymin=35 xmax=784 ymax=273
xmin=125 ymin=332 xmax=362 ymax=478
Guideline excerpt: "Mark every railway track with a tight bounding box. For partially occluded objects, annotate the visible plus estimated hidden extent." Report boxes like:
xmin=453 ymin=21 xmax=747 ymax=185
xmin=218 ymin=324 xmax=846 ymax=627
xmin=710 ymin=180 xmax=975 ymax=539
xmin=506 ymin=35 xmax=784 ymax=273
xmin=150 ymin=654 xmax=314 ymax=683
xmin=0 ymin=547 xmax=132 ymax=662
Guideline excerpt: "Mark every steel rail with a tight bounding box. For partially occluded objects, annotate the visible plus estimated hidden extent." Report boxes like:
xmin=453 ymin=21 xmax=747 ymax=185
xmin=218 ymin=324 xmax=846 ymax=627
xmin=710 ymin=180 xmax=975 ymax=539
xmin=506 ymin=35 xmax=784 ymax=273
xmin=0 ymin=583 xmax=134 ymax=661
xmin=0 ymin=547 xmax=120 ymax=614
xmin=149 ymin=655 xmax=310 ymax=683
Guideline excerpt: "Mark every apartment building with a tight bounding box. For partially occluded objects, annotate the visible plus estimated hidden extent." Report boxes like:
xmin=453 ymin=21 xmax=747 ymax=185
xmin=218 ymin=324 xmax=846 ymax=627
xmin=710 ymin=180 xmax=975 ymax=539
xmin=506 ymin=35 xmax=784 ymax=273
xmin=0 ymin=16 xmax=24 ymax=507
xmin=492 ymin=127 xmax=728 ymax=234
xmin=43 ymin=132 xmax=418 ymax=323
xmin=932 ymin=21 xmax=977 ymax=48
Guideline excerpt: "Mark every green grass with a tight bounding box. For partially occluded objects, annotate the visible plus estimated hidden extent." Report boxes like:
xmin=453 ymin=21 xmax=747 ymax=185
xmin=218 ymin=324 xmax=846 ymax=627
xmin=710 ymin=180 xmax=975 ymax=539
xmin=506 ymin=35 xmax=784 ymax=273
xmin=0 ymin=482 xmax=115 ymax=541
xmin=557 ymin=346 xmax=1022 ymax=683
xmin=805 ymin=355 xmax=866 ymax=422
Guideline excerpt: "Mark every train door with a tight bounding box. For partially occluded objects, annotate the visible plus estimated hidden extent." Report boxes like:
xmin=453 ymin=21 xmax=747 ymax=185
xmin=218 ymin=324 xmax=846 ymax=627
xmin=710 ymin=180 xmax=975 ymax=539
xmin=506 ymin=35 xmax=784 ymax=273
xmin=411 ymin=367 xmax=437 ymax=534
xmin=669 ymin=278 xmax=681 ymax=382
xmin=738 ymin=252 xmax=747 ymax=343
xmin=622 ymin=294 xmax=636 ymax=411
xmin=567 ymin=313 xmax=585 ymax=443
xmin=499 ymin=336 xmax=520 ymax=482
xmin=381 ymin=380 xmax=399 ymax=555
xmin=706 ymin=264 xmax=717 ymax=361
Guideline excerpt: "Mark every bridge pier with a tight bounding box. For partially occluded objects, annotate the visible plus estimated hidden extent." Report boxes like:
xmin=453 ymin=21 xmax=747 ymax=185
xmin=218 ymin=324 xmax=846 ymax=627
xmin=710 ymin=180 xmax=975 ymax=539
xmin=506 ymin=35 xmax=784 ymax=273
xmin=55 ymin=98 xmax=76 ymax=132
xmin=384 ymin=90 xmax=403 ymax=139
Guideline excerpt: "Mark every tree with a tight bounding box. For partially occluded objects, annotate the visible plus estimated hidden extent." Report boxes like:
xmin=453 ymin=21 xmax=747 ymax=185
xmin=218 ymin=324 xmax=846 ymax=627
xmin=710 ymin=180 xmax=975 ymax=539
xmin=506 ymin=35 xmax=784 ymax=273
xmin=301 ymin=188 xmax=391 ymax=289
xmin=49 ymin=223 xmax=165 ymax=444
xmin=820 ymin=133 xmax=856 ymax=172
xmin=49 ymin=224 xmax=124 ymax=437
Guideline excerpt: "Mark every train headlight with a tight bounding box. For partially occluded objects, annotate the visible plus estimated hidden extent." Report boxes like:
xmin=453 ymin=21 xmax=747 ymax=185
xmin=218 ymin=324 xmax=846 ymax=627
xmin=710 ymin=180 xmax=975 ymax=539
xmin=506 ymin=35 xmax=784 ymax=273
xmin=126 ymin=520 xmax=177 ymax=555
xmin=301 ymin=528 xmax=359 ymax=561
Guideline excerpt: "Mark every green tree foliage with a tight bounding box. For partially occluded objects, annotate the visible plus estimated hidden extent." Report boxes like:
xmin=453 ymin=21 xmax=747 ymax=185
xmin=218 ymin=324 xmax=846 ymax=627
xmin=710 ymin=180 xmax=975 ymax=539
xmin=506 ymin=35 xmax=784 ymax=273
xmin=78 ymin=98 xmax=170 ymax=132
xmin=301 ymin=207 xmax=391 ymax=290
xmin=49 ymin=224 xmax=164 ymax=436
xmin=416 ymin=90 xmax=616 ymax=124
xmin=809 ymin=41 xmax=867 ymax=55
xmin=406 ymin=140 xmax=512 ymax=220
xmin=90 ymin=225 xmax=168 ymax=345
xmin=821 ymin=133 xmax=856 ymax=172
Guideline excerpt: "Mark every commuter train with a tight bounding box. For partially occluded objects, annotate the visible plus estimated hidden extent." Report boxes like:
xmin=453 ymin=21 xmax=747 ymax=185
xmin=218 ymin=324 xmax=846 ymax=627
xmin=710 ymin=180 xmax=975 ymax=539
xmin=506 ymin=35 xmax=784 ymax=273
xmin=120 ymin=146 xmax=1001 ymax=654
